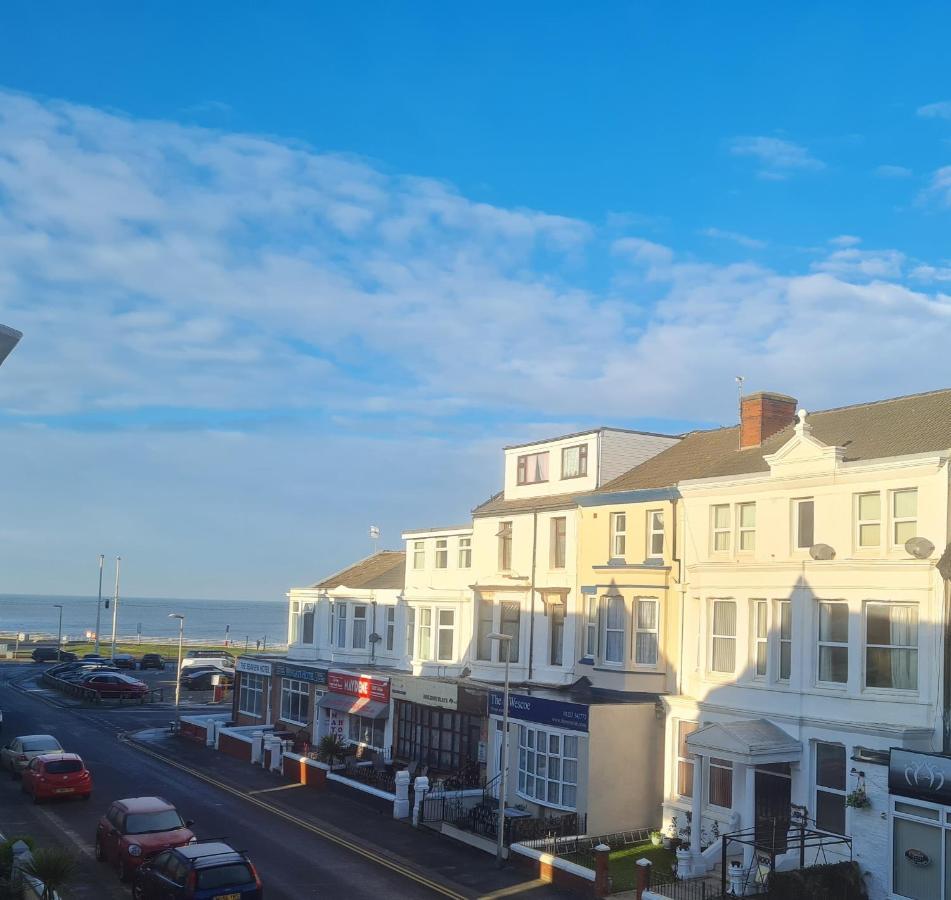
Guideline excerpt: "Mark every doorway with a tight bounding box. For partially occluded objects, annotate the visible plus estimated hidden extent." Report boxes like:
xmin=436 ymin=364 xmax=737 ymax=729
xmin=755 ymin=763 xmax=792 ymax=852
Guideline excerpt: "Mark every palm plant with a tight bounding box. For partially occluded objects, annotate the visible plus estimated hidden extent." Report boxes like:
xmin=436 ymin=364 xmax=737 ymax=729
xmin=20 ymin=846 xmax=78 ymax=900
xmin=316 ymin=733 xmax=347 ymax=766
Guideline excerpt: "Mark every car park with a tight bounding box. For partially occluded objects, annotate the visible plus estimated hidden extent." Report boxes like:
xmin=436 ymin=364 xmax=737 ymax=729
xmin=113 ymin=653 xmax=137 ymax=669
xmin=1 ymin=734 xmax=64 ymax=775
xmin=140 ymin=653 xmax=166 ymax=670
xmin=21 ymin=752 xmax=92 ymax=803
xmin=57 ymin=665 xmax=121 ymax=682
xmin=96 ymin=796 xmax=195 ymax=882
xmin=80 ymin=672 xmax=149 ymax=699
xmin=179 ymin=650 xmax=235 ymax=673
xmin=181 ymin=668 xmax=234 ymax=692
xmin=31 ymin=646 xmax=76 ymax=662
xmin=131 ymin=840 xmax=262 ymax=900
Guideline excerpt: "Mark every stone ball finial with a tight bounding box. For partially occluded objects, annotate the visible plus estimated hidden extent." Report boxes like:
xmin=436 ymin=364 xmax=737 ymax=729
xmin=797 ymin=408 xmax=808 ymax=424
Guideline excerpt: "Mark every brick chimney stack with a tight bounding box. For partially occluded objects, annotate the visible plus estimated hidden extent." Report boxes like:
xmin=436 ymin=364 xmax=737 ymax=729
xmin=739 ymin=392 xmax=798 ymax=449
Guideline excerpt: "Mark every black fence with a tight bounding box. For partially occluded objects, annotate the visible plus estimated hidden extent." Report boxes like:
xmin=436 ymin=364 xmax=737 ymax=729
xmin=648 ymin=875 xmax=717 ymax=900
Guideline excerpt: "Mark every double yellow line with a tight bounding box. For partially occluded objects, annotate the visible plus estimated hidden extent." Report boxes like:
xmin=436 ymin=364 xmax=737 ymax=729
xmin=123 ymin=737 xmax=468 ymax=899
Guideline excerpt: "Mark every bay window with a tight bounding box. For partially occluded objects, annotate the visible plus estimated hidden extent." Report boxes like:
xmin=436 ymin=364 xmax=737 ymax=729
xmin=419 ymin=608 xmax=432 ymax=659
xmin=604 ymin=595 xmax=625 ymax=664
xmin=477 ymin=595 xmax=494 ymax=661
xmin=710 ymin=600 xmax=736 ymax=673
xmin=517 ymin=725 xmax=579 ymax=809
xmin=818 ymin=601 xmax=848 ymax=684
xmin=280 ymin=678 xmax=309 ymax=726
xmin=335 ymin=603 xmax=347 ymax=647
xmin=406 ymin=606 xmax=416 ymax=658
xmin=500 ymin=601 xmax=520 ymax=662
xmin=677 ymin=721 xmax=698 ymax=797
xmin=437 ymin=609 xmax=455 ymax=661
xmin=753 ymin=600 xmax=768 ymax=677
xmin=301 ymin=603 xmax=315 ymax=645
xmin=289 ymin=601 xmax=300 ymax=644
xmin=348 ymin=714 xmax=385 ymax=750
xmin=866 ymin=602 xmax=918 ymax=690
xmin=778 ymin=600 xmax=792 ymax=681
xmin=549 ymin=601 xmax=565 ymax=666
xmin=634 ymin=598 xmax=658 ymax=666
xmin=351 ymin=605 xmax=368 ymax=649
xmin=385 ymin=606 xmax=395 ymax=652
xmin=584 ymin=595 xmax=598 ymax=658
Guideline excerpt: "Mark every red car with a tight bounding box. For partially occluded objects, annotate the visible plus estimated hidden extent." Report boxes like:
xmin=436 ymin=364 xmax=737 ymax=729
xmin=21 ymin=753 xmax=92 ymax=803
xmin=81 ymin=672 xmax=149 ymax=699
xmin=95 ymin=796 xmax=195 ymax=882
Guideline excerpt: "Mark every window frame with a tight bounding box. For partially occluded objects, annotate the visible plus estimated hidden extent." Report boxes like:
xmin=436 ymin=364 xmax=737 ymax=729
xmin=406 ymin=606 xmax=416 ymax=658
xmin=603 ymin=594 xmax=626 ymax=665
xmin=633 ymin=597 xmax=659 ymax=667
xmin=737 ymin=502 xmax=756 ymax=553
xmin=280 ymin=678 xmax=310 ymax=727
xmin=647 ymin=509 xmax=664 ymax=558
xmin=778 ymin=600 xmax=792 ymax=682
xmin=517 ymin=451 xmax=550 ymax=485
xmin=610 ymin=512 xmax=627 ymax=559
xmin=385 ymin=606 xmax=396 ymax=652
xmin=708 ymin=757 xmax=734 ymax=809
xmin=550 ymin=516 xmax=567 ymax=569
xmin=794 ymin=498 xmax=815 ymax=550
xmin=864 ymin=601 xmax=918 ymax=692
xmin=500 ymin=601 xmax=520 ymax=663
xmin=434 ymin=539 xmax=448 ymax=569
xmin=890 ymin=488 xmax=918 ymax=548
xmin=413 ymin=540 xmax=425 ymax=570
xmin=753 ymin=599 xmax=768 ymax=679
xmin=498 ymin=521 xmax=513 ymax=571
xmin=458 ymin=536 xmax=472 ymax=569
xmin=348 ymin=713 xmax=385 ymax=751
xmin=418 ymin=607 xmax=433 ymax=660
xmin=814 ymin=741 xmax=847 ymax=835
xmin=560 ymin=444 xmax=588 ymax=480
xmin=676 ymin=720 xmax=698 ymax=798
xmin=855 ymin=491 xmax=882 ymax=549
xmin=549 ymin=600 xmax=566 ymax=666
xmin=712 ymin=504 xmax=731 ymax=553
xmin=436 ymin=608 xmax=455 ymax=662
xmin=516 ymin=724 xmax=580 ymax=811
xmin=238 ymin=672 xmax=265 ymax=718
xmin=335 ymin=602 xmax=347 ymax=648
xmin=476 ymin=595 xmax=494 ymax=661
xmin=584 ymin=594 xmax=598 ymax=659
xmin=710 ymin=599 xmax=737 ymax=675
xmin=817 ymin=600 xmax=849 ymax=686
xmin=351 ymin=604 xmax=368 ymax=649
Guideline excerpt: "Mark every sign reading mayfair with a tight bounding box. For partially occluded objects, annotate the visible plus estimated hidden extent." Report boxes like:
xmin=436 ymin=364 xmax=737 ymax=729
xmin=328 ymin=670 xmax=390 ymax=703
xmin=488 ymin=690 xmax=589 ymax=733
xmin=273 ymin=662 xmax=328 ymax=685
xmin=236 ymin=658 xmax=273 ymax=676
xmin=889 ymin=748 xmax=951 ymax=805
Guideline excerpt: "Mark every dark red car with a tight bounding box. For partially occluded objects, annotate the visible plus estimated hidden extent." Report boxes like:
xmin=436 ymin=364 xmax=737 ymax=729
xmin=21 ymin=752 xmax=92 ymax=803
xmin=96 ymin=796 xmax=195 ymax=882
xmin=80 ymin=672 xmax=149 ymax=699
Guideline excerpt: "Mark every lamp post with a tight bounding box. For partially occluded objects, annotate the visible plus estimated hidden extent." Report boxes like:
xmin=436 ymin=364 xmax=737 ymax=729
xmin=169 ymin=614 xmax=185 ymax=728
xmin=53 ymin=604 xmax=64 ymax=661
xmin=487 ymin=631 xmax=513 ymax=867
xmin=109 ymin=556 xmax=121 ymax=661
xmin=94 ymin=554 xmax=104 ymax=655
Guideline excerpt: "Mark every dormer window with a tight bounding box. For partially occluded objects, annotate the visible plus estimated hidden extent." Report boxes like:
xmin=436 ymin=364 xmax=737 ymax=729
xmin=517 ymin=451 xmax=549 ymax=485
xmin=561 ymin=444 xmax=588 ymax=479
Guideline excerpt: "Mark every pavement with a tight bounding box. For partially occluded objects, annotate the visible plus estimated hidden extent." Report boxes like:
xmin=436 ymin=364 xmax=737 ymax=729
xmin=1 ymin=662 xmax=573 ymax=899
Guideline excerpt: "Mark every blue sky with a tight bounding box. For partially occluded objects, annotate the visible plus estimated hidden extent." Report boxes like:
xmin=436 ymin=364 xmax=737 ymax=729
xmin=0 ymin=3 xmax=949 ymax=599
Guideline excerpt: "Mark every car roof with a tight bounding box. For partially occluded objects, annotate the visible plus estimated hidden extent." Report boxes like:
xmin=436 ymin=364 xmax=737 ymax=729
xmin=115 ymin=796 xmax=175 ymax=813
xmin=37 ymin=752 xmax=81 ymax=763
xmin=173 ymin=841 xmax=243 ymax=864
xmin=142 ymin=652 xmax=162 ymax=657
xmin=15 ymin=734 xmax=59 ymax=743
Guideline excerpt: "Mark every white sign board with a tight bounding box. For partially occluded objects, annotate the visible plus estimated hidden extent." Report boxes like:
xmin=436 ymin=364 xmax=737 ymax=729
xmin=236 ymin=658 xmax=273 ymax=676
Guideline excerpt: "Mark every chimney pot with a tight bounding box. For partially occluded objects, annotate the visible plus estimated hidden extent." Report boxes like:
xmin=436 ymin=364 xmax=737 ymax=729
xmin=740 ymin=392 xmax=798 ymax=449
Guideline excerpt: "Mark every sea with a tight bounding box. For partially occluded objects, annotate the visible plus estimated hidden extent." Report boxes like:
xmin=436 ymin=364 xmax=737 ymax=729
xmin=0 ymin=593 xmax=288 ymax=646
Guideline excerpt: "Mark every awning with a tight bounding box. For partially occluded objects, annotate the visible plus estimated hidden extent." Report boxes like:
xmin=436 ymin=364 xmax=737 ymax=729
xmin=318 ymin=692 xmax=388 ymax=719
xmin=686 ymin=718 xmax=801 ymax=766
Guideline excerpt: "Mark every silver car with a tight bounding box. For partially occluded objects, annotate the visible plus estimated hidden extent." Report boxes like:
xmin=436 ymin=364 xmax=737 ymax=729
xmin=1 ymin=734 xmax=64 ymax=776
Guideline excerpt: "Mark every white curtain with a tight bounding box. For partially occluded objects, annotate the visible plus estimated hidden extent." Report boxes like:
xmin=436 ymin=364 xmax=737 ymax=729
xmin=890 ymin=605 xmax=918 ymax=690
xmin=711 ymin=601 xmax=736 ymax=673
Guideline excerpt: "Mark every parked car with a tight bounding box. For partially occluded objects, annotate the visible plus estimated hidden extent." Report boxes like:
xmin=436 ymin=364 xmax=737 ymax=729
xmin=178 ymin=665 xmax=217 ymax=685
xmin=1 ymin=734 xmax=64 ymax=776
xmin=179 ymin=650 xmax=235 ymax=673
xmin=131 ymin=840 xmax=262 ymax=900
xmin=83 ymin=653 xmax=110 ymax=661
xmin=140 ymin=653 xmax=166 ymax=670
xmin=181 ymin=668 xmax=234 ymax=692
xmin=21 ymin=752 xmax=92 ymax=803
xmin=113 ymin=654 xmax=137 ymax=669
xmin=96 ymin=796 xmax=195 ymax=882
xmin=58 ymin=665 xmax=120 ymax=683
xmin=80 ymin=673 xmax=149 ymax=700
xmin=31 ymin=646 xmax=76 ymax=662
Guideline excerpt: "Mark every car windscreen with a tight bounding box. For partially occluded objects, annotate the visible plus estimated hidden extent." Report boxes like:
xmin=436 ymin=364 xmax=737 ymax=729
xmin=23 ymin=738 xmax=61 ymax=752
xmin=124 ymin=810 xmax=185 ymax=834
xmin=44 ymin=759 xmax=82 ymax=774
xmin=196 ymin=863 xmax=253 ymax=889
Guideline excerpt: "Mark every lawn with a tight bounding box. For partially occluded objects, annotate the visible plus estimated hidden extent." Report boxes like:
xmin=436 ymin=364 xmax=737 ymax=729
xmin=66 ymin=639 xmax=239 ymax=657
xmin=566 ymin=840 xmax=677 ymax=892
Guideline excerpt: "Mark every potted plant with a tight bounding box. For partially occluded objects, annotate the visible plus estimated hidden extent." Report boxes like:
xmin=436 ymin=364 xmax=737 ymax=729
xmin=316 ymin=733 xmax=347 ymax=768
xmin=679 ymin=811 xmax=692 ymax=844
xmin=650 ymin=830 xmax=663 ymax=847
xmin=846 ymin=786 xmax=871 ymax=809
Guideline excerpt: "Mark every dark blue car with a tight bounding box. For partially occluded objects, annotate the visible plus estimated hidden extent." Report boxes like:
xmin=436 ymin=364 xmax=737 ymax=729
xmin=131 ymin=841 xmax=262 ymax=899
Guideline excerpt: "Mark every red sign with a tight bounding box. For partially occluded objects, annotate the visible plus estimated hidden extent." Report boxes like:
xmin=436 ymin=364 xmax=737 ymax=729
xmin=328 ymin=670 xmax=390 ymax=703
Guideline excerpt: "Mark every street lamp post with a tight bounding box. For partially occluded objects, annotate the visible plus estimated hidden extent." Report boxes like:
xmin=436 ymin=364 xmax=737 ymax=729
xmin=487 ymin=631 xmax=513 ymax=868
xmin=109 ymin=556 xmax=121 ymax=661
xmin=169 ymin=614 xmax=185 ymax=729
xmin=94 ymin=554 xmax=104 ymax=655
xmin=53 ymin=604 xmax=64 ymax=661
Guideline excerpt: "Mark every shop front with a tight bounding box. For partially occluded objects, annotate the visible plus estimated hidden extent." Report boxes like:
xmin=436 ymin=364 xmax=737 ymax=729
xmin=271 ymin=661 xmax=328 ymax=748
xmin=233 ymin=657 xmax=273 ymax=727
xmin=316 ymin=670 xmax=391 ymax=756
xmin=889 ymin=748 xmax=951 ymax=900
xmin=391 ymin=676 xmax=486 ymax=781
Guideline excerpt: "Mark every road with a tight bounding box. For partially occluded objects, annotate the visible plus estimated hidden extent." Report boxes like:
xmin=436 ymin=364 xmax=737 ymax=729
xmin=0 ymin=662 xmax=449 ymax=899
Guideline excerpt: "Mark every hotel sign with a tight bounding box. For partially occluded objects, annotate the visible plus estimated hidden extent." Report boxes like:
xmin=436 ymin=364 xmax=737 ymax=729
xmin=889 ymin=749 xmax=951 ymax=805
xmin=391 ymin=676 xmax=458 ymax=710
xmin=328 ymin=670 xmax=390 ymax=703
xmin=236 ymin=658 xmax=272 ymax=676
xmin=273 ymin=662 xmax=328 ymax=685
xmin=489 ymin=690 xmax=589 ymax=733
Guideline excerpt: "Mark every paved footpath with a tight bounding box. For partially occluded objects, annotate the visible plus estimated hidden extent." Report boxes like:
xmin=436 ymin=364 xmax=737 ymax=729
xmin=129 ymin=727 xmax=572 ymax=900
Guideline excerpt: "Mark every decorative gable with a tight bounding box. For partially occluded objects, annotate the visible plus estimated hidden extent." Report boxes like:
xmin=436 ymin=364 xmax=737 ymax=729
xmin=763 ymin=410 xmax=845 ymax=476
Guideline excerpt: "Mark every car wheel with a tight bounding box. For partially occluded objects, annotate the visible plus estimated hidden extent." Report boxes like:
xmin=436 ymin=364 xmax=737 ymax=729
xmin=94 ymin=839 xmax=105 ymax=862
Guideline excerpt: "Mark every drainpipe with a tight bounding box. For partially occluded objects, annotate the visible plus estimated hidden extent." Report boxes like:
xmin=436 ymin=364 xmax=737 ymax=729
xmin=371 ymin=598 xmax=378 ymax=665
xmin=672 ymin=495 xmax=686 ymax=696
xmin=528 ymin=510 xmax=539 ymax=682
xmin=943 ymin=576 xmax=951 ymax=754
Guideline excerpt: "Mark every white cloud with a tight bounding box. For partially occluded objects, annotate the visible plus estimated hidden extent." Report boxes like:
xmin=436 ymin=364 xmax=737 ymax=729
xmin=728 ymin=136 xmax=824 ymax=179
xmin=829 ymin=235 xmax=862 ymax=247
xmin=611 ymin=237 xmax=674 ymax=266
xmin=875 ymin=164 xmax=912 ymax=178
xmin=813 ymin=248 xmax=906 ymax=280
xmin=917 ymin=101 xmax=951 ymax=120
xmin=926 ymin=166 xmax=951 ymax=205
xmin=700 ymin=227 xmax=766 ymax=249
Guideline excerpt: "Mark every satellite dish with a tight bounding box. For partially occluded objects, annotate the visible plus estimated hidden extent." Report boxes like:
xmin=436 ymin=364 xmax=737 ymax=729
xmin=905 ymin=536 xmax=935 ymax=560
xmin=809 ymin=543 xmax=836 ymax=561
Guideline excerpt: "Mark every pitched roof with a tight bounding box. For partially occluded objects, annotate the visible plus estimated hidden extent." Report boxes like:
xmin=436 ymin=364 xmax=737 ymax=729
xmin=309 ymin=550 xmax=406 ymax=590
xmin=472 ymin=490 xmax=588 ymax=518
xmin=600 ymin=388 xmax=951 ymax=492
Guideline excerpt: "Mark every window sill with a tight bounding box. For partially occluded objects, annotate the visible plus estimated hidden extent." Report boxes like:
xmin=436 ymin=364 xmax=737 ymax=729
xmin=515 ymin=788 xmax=577 ymax=814
xmin=860 ymin=686 xmax=920 ymax=699
xmin=238 ymin=711 xmax=263 ymax=718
